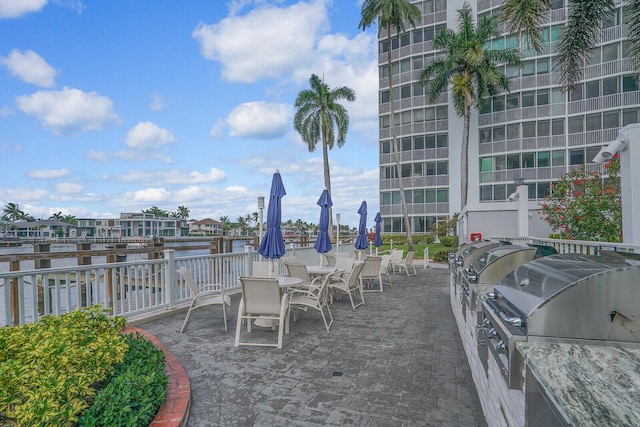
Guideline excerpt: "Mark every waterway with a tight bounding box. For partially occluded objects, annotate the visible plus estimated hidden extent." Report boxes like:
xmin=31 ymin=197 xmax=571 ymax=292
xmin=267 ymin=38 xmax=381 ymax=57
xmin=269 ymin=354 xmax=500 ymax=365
xmin=0 ymin=239 xmax=249 ymax=273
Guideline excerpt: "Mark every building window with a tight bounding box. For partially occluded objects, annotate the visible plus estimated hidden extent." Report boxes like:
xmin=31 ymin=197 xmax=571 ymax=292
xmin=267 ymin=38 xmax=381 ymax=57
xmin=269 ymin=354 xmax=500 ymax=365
xmin=569 ymin=148 xmax=585 ymax=165
xmin=522 ymin=91 xmax=535 ymax=107
xmin=436 ymin=134 xmax=448 ymax=148
xmin=568 ymin=116 xmax=584 ymax=133
xmin=480 ymin=157 xmax=493 ymax=172
xmin=480 ymin=185 xmax=492 ymax=201
xmin=552 ymin=119 xmax=564 ymax=135
xmin=426 ymin=189 xmax=436 ymax=203
xmin=523 ymin=121 xmax=536 ymax=137
xmin=507 ymin=123 xmax=520 ymax=139
xmin=586 ymin=113 xmax=602 ymax=131
xmin=586 ymin=146 xmax=602 ymax=163
xmin=507 ymin=153 xmax=521 ymax=169
xmin=493 ymin=126 xmax=505 ymax=141
xmin=436 ymin=189 xmax=448 ymax=203
xmin=537 ymin=89 xmax=550 ymax=105
xmin=602 ymin=76 xmax=619 ymax=95
xmin=585 ymin=80 xmax=600 ymax=99
xmin=538 ymin=151 xmax=550 ymax=167
xmin=603 ymin=111 xmax=619 ymax=129
xmin=414 ymin=189 xmax=425 ymax=203
xmin=506 ymin=93 xmax=519 ymax=109
xmin=552 ymin=150 xmax=565 ymax=166
xmin=413 ymin=109 xmax=425 ymax=122
xmin=537 ymin=120 xmax=550 ymax=137
xmin=401 ymin=84 xmax=411 ymax=99
xmin=414 ymin=135 xmax=425 ymax=149
xmin=413 ymin=29 xmax=423 ymax=43
xmin=401 ymin=137 xmax=412 ymax=151
xmin=479 ymin=128 xmax=491 ymax=143
xmin=402 ymin=164 xmax=412 ymax=178
xmin=380 ymin=90 xmax=389 ymax=103
xmin=523 ymin=152 xmax=535 ymax=168
xmin=381 ymin=141 xmax=391 ymax=154
xmin=494 ymin=184 xmax=507 ymax=201
xmin=538 ymin=182 xmax=552 ymax=198
xmin=623 ymin=75 xmax=639 ymax=92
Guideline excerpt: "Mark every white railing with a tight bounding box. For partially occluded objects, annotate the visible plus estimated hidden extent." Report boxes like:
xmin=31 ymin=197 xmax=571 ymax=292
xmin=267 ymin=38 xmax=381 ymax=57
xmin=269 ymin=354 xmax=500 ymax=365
xmin=0 ymin=245 xmax=359 ymax=327
xmin=491 ymin=236 xmax=640 ymax=255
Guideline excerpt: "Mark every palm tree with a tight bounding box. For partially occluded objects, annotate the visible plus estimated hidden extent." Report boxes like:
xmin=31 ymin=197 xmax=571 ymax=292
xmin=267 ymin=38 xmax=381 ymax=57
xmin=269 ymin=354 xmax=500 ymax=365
xmin=294 ymin=73 xmax=356 ymax=239
xmin=501 ymin=0 xmax=639 ymax=90
xmin=419 ymin=2 xmax=521 ymax=209
xmin=177 ymin=205 xmax=190 ymax=218
xmin=49 ymin=212 xmax=64 ymax=221
xmin=3 ymin=202 xmax=25 ymax=222
xmin=359 ymin=0 xmax=421 ymax=251
xmin=219 ymin=216 xmax=230 ymax=236
xmin=62 ymin=214 xmax=77 ymax=225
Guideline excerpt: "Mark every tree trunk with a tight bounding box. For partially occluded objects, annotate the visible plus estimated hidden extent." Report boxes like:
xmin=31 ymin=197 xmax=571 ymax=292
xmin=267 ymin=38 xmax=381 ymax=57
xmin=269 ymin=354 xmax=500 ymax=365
xmin=387 ymin=25 xmax=414 ymax=251
xmin=461 ymin=105 xmax=471 ymax=209
xmin=322 ymin=126 xmax=335 ymax=239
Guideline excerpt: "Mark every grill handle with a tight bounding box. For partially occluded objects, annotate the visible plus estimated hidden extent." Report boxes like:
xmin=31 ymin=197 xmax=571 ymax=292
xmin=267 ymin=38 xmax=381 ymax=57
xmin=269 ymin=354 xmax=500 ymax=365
xmin=485 ymin=298 xmax=524 ymax=327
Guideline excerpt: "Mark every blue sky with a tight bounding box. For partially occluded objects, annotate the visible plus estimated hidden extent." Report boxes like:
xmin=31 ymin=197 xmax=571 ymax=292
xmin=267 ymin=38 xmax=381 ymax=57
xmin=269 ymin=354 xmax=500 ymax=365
xmin=0 ymin=0 xmax=380 ymax=228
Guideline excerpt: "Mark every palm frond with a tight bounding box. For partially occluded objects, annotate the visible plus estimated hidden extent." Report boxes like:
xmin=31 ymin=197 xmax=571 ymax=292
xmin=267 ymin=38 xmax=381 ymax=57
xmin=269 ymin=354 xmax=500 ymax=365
xmin=501 ymin=0 xmax=551 ymax=54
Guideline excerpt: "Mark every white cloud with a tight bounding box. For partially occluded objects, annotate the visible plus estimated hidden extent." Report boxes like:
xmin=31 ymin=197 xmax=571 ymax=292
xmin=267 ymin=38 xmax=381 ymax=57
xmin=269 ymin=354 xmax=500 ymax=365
xmin=52 ymin=0 xmax=85 ymax=14
xmin=149 ymin=94 xmax=165 ymax=111
xmin=193 ymin=0 xmax=328 ymax=83
xmin=0 ymin=49 xmax=58 ymax=87
xmin=15 ymin=87 xmax=120 ymax=134
xmin=125 ymin=121 xmax=177 ymax=149
xmin=0 ymin=105 xmax=13 ymax=116
xmin=28 ymin=168 xmax=71 ymax=179
xmin=56 ymin=182 xmax=83 ymax=194
xmin=116 ymin=167 xmax=227 ymax=185
xmin=209 ymin=118 xmax=225 ymax=140
xmin=0 ymin=0 xmax=47 ymax=18
xmin=125 ymin=187 xmax=171 ymax=203
xmin=227 ymin=101 xmax=290 ymax=139
xmin=86 ymin=149 xmax=108 ymax=161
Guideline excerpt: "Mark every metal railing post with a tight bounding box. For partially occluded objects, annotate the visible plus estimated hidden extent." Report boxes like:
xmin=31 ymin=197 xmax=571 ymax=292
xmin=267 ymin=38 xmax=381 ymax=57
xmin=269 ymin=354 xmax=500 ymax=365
xmin=165 ymin=250 xmax=176 ymax=308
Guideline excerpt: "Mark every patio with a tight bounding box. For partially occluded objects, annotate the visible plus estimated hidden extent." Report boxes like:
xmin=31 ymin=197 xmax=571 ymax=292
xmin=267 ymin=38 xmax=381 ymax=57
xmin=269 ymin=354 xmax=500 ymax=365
xmin=138 ymin=263 xmax=487 ymax=426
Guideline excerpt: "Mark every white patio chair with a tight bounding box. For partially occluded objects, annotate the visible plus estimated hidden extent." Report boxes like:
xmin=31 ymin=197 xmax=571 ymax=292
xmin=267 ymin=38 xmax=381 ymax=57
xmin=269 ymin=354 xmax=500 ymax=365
xmin=178 ymin=267 xmax=231 ymax=333
xmin=235 ymin=277 xmax=290 ymax=349
xmin=328 ymin=262 xmax=365 ymax=309
xmin=389 ymin=249 xmax=404 ymax=274
xmin=394 ymin=250 xmax=417 ymax=276
xmin=288 ymin=271 xmax=335 ymax=332
xmin=284 ymin=262 xmax=321 ymax=290
xmin=331 ymin=256 xmax=355 ymax=283
xmin=252 ymin=261 xmax=272 ymax=277
xmin=325 ymin=254 xmax=337 ymax=266
xmin=379 ymin=254 xmax=393 ymax=286
xmin=360 ymin=256 xmax=383 ymax=292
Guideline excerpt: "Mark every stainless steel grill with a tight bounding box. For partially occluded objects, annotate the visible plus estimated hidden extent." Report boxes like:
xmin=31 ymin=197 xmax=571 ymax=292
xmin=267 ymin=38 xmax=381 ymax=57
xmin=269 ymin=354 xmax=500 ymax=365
xmin=460 ymin=245 xmax=537 ymax=319
xmin=477 ymin=253 xmax=640 ymax=389
xmin=450 ymin=241 xmax=502 ymax=291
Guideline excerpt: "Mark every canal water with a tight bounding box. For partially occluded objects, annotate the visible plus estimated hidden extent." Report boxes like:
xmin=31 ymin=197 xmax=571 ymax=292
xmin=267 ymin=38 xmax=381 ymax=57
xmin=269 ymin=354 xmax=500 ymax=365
xmin=0 ymin=240 xmax=249 ymax=273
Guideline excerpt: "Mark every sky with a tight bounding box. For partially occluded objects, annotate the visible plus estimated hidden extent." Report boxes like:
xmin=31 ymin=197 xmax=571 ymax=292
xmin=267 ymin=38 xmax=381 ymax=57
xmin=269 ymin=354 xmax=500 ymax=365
xmin=0 ymin=0 xmax=381 ymax=228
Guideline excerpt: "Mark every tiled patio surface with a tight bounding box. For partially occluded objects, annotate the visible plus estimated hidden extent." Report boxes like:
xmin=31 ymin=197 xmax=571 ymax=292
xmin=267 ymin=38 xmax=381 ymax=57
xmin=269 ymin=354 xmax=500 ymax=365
xmin=138 ymin=263 xmax=487 ymax=427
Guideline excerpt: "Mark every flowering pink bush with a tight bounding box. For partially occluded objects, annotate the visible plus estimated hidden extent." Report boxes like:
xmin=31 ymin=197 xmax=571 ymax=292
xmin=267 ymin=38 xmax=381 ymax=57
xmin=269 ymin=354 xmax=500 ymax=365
xmin=540 ymin=155 xmax=621 ymax=242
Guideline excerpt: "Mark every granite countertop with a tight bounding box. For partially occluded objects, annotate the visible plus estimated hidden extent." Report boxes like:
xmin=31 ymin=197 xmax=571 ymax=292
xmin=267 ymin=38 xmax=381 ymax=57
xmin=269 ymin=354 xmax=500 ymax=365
xmin=517 ymin=341 xmax=640 ymax=427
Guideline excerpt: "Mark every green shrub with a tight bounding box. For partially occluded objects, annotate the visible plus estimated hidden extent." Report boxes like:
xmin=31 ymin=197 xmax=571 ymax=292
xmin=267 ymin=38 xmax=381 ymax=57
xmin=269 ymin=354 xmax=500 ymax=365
xmin=78 ymin=333 xmax=167 ymax=427
xmin=0 ymin=306 xmax=128 ymax=427
xmin=423 ymin=234 xmax=435 ymax=245
xmin=432 ymin=249 xmax=451 ymax=262
xmin=439 ymin=235 xmax=459 ymax=248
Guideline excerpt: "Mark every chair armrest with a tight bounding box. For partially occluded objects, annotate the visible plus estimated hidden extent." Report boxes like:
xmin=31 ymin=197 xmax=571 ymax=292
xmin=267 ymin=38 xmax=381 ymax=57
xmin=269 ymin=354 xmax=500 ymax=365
xmin=201 ymin=283 xmax=223 ymax=292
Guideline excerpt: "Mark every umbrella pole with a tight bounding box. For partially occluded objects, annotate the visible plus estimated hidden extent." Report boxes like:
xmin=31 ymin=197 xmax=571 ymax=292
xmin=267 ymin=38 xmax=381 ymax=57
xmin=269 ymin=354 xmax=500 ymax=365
xmin=269 ymin=259 xmax=275 ymax=277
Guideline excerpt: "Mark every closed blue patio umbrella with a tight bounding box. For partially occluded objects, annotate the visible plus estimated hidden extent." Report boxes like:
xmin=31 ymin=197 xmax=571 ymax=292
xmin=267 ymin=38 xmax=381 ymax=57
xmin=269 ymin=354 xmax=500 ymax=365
xmin=258 ymin=170 xmax=286 ymax=273
xmin=355 ymin=200 xmax=368 ymax=258
xmin=373 ymin=212 xmax=383 ymax=253
xmin=314 ymin=189 xmax=332 ymax=259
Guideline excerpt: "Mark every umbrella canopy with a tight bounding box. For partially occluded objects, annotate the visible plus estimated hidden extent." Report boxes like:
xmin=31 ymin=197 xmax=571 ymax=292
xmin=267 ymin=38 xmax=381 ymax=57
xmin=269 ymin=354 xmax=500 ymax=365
xmin=373 ymin=212 xmax=383 ymax=248
xmin=314 ymin=189 xmax=332 ymax=254
xmin=258 ymin=170 xmax=286 ymax=260
xmin=354 ymin=200 xmax=368 ymax=250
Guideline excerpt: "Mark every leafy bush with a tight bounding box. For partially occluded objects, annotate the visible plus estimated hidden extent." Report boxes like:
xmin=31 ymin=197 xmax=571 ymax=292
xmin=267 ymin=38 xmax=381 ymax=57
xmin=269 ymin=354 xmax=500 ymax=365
xmin=439 ymin=235 xmax=459 ymax=248
xmin=0 ymin=306 xmax=128 ymax=427
xmin=540 ymin=156 xmax=621 ymax=242
xmin=432 ymin=250 xmax=451 ymax=262
xmin=78 ymin=332 xmax=167 ymax=427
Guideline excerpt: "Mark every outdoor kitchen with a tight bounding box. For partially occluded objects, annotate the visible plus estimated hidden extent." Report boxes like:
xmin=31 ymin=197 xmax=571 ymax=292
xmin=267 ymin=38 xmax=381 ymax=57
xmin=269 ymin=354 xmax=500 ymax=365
xmin=450 ymin=245 xmax=640 ymax=426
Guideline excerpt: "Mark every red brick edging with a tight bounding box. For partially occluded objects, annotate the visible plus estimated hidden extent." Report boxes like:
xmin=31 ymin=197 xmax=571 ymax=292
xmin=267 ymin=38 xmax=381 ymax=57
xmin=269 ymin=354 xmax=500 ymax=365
xmin=123 ymin=326 xmax=191 ymax=427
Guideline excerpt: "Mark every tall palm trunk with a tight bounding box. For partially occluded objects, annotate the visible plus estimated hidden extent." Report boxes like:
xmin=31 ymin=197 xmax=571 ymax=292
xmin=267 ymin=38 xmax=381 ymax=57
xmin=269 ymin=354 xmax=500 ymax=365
xmin=387 ymin=24 xmax=414 ymax=250
xmin=322 ymin=131 xmax=335 ymax=239
xmin=461 ymin=104 xmax=470 ymax=209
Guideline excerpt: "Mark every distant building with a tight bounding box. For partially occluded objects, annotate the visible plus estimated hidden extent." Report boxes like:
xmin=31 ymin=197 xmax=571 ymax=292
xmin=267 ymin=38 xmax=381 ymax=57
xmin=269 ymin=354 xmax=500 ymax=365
xmin=188 ymin=218 xmax=223 ymax=236
xmin=12 ymin=220 xmax=72 ymax=238
xmin=119 ymin=213 xmax=188 ymax=238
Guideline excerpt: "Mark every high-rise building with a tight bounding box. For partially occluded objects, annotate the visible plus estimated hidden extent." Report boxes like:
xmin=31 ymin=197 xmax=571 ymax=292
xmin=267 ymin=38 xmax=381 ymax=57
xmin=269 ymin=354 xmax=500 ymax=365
xmin=377 ymin=0 xmax=638 ymax=239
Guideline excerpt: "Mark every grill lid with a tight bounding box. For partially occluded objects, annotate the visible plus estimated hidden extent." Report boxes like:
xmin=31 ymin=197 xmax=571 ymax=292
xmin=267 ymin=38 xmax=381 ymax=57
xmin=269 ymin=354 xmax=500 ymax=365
xmin=470 ymin=245 xmax=533 ymax=273
xmin=458 ymin=241 xmax=503 ymax=262
xmin=494 ymin=253 xmax=637 ymax=317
